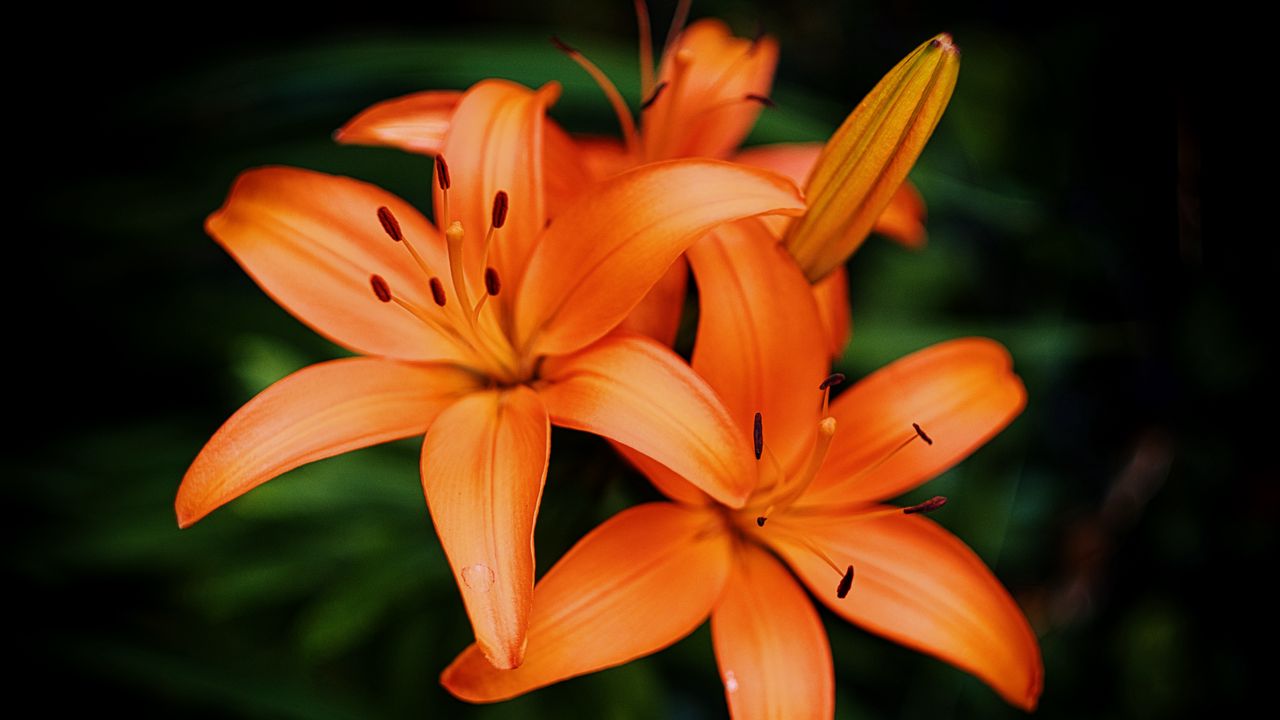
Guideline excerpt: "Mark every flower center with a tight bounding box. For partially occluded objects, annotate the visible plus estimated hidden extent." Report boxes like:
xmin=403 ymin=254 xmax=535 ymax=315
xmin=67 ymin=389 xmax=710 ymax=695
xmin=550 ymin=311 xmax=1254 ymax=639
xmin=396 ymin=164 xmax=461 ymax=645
xmin=365 ymin=157 xmax=521 ymax=383
xmin=742 ymin=373 xmax=945 ymax=599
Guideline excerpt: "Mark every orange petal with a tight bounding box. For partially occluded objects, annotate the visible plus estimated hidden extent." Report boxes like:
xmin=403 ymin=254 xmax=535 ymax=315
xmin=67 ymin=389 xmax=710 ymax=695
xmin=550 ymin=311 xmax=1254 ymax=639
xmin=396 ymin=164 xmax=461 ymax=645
xmin=177 ymin=358 xmax=479 ymax=528
xmin=539 ymin=332 xmax=755 ymax=507
xmin=647 ymin=19 xmax=779 ymax=160
xmin=689 ymin=219 xmax=829 ymax=473
xmin=206 ymin=166 xmax=472 ymax=364
xmin=784 ymin=34 xmax=958 ymax=282
xmin=573 ymin=134 xmax=634 ymax=180
xmin=735 ymin=143 xmax=929 ymax=249
xmin=802 ymin=338 xmax=1026 ymax=506
xmin=420 ymin=385 xmax=550 ymax=669
xmin=812 ymin=265 xmax=851 ymax=359
xmin=618 ymin=256 xmax=689 ymax=347
xmin=442 ymin=503 xmax=731 ymax=701
xmin=544 ymin=120 xmax=594 ymax=220
xmin=514 ymin=159 xmax=804 ymax=357
xmin=334 ymin=90 xmax=462 ymax=155
xmin=613 ymin=442 xmax=712 ymax=506
xmin=434 ymin=80 xmax=563 ymax=311
xmin=874 ymin=180 xmax=928 ymax=249
xmin=768 ymin=509 xmax=1042 ymax=710
xmin=711 ymin=544 xmax=833 ymax=720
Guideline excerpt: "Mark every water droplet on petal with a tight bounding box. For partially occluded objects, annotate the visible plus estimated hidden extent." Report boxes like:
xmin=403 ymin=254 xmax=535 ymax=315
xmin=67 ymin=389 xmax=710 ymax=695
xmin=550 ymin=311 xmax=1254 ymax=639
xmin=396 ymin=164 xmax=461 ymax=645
xmin=461 ymin=564 xmax=495 ymax=593
xmin=724 ymin=670 xmax=739 ymax=693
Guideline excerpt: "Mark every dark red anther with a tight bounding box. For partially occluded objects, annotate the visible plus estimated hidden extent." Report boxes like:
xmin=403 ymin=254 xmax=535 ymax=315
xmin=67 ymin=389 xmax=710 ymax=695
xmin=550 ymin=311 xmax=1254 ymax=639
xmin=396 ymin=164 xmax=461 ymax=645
xmin=435 ymin=156 xmax=451 ymax=191
xmin=904 ymin=496 xmax=948 ymax=515
xmin=753 ymin=412 xmax=763 ymax=460
xmin=912 ymin=422 xmax=933 ymax=446
xmin=819 ymin=373 xmax=845 ymax=391
xmin=640 ymin=82 xmax=668 ymax=111
xmin=755 ymin=516 xmax=767 ymax=527
xmin=370 ymin=274 xmax=392 ymax=303
xmin=429 ymin=277 xmax=447 ymax=307
xmin=491 ymin=191 xmax=509 ymax=229
xmin=836 ymin=565 xmax=855 ymax=599
xmin=744 ymin=94 xmax=775 ymax=108
xmin=749 ymin=21 xmax=766 ymax=52
xmin=376 ymin=206 xmax=403 ymax=242
xmin=484 ymin=267 xmax=501 ymax=296
xmin=550 ymin=35 xmax=576 ymax=54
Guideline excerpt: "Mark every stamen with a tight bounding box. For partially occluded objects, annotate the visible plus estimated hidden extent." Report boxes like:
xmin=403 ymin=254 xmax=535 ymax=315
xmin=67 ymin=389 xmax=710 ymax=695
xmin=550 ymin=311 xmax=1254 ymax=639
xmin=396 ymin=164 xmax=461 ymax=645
xmin=662 ymin=0 xmax=692 ymax=57
xmin=429 ymin=277 xmax=447 ymax=307
xmin=552 ymin=36 xmax=639 ymax=156
xmin=369 ymin=274 xmax=392 ymax=303
xmin=756 ymin=516 xmax=767 ymax=527
xmin=820 ymin=372 xmax=845 ymax=415
xmin=640 ymin=81 xmax=668 ymax=111
xmin=818 ymin=373 xmax=846 ymax=390
xmin=836 ymin=565 xmax=855 ymax=599
xmin=436 ymin=155 xmax=452 ymax=227
xmin=753 ymin=412 xmax=763 ymax=460
xmin=903 ymin=496 xmax=948 ymax=515
xmin=491 ymin=191 xmax=509 ymax=229
xmin=764 ymin=417 xmax=837 ymax=512
xmin=484 ymin=267 xmax=501 ymax=296
xmin=376 ymin=207 xmax=403 ymax=242
xmin=634 ymin=0 xmax=654 ymax=95
xmin=445 ymin=221 xmax=473 ymax=313
xmin=744 ymin=93 xmax=775 ymax=108
xmin=913 ymin=422 xmax=934 ymax=445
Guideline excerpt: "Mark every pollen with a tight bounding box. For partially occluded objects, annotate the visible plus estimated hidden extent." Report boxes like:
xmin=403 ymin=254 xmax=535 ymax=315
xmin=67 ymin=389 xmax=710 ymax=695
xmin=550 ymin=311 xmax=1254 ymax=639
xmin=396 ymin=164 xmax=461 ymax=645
xmin=429 ymin=277 xmax=447 ymax=306
xmin=904 ymin=496 xmax=948 ymax=515
xmin=491 ymin=191 xmax=509 ymax=229
xmin=836 ymin=565 xmax=855 ymax=599
xmin=484 ymin=267 xmax=502 ymax=296
xmin=370 ymin=274 xmax=392 ymax=303
xmin=376 ymin=206 xmax=403 ymax=242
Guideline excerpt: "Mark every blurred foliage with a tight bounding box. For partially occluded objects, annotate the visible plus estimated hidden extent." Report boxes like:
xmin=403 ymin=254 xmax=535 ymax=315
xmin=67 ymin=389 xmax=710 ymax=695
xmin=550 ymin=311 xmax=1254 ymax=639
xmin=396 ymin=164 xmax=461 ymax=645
xmin=16 ymin=1 xmax=1240 ymax=718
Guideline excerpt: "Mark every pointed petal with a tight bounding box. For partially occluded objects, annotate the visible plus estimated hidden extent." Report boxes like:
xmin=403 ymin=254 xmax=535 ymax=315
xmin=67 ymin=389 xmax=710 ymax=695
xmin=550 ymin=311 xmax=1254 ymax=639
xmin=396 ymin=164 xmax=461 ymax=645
xmin=177 ymin=358 xmax=479 ymax=527
xmin=334 ymin=90 xmax=462 ymax=155
xmin=803 ymin=338 xmax=1026 ymax=505
xmin=539 ymin=333 xmax=754 ymax=507
xmin=544 ymin=120 xmax=594 ymax=220
xmin=711 ymin=544 xmax=833 ymax=720
xmin=613 ymin=442 xmax=712 ymax=506
xmin=736 ymin=143 xmax=930 ymax=249
xmin=421 ymin=385 xmax=550 ymax=669
xmin=784 ymin=34 xmax=959 ymax=282
xmin=515 ymin=159 xmax=804 ymax=357
xmin=618 ymin=256 xmax=689 ymax=347
xmin=812 ymin=266 xmax=851 ymax=359
xmin=874 ymin=181 xmax=928 ymax=248
xmin=206 ymin=166 xmax=472 ymax=364
xmin=573 ymin=134 xmax=633 ymax=180
xmin=647 ymin=19 xmax=779 ymax=160
xmin=442 ymin=503 xmax=731 ymax=701
xmin=689 ymin=219 xmax=829 ymax=472
xmin=768 ymin=510 xmax=1043 ymax=711
xmin=434 ymin=80 xmax=564 ymax=305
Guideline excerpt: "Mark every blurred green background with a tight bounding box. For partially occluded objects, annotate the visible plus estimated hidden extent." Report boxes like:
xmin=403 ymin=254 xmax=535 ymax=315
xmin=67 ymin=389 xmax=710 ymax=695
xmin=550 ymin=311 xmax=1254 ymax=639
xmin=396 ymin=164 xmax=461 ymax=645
xmin=20 ymin=1 xmax=1233 ymax=717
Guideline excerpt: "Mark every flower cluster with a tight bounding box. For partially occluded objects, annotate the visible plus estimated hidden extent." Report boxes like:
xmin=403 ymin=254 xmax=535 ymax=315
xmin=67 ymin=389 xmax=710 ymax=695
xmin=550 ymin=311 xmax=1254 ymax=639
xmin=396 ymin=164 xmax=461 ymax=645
xmin=179 ymin=4 xmax=1042 ymax=716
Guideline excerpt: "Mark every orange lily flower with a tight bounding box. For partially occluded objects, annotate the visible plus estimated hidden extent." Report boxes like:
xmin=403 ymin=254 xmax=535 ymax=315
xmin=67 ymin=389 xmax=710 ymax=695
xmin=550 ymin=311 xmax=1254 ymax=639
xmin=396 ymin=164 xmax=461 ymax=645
xmin=335 ymin=9 xmax=945 ymax=354
xmin=178 ymin=78 xmax=806 ymax=670
xmin=440 ymin=223 xmax=1042 ymax=714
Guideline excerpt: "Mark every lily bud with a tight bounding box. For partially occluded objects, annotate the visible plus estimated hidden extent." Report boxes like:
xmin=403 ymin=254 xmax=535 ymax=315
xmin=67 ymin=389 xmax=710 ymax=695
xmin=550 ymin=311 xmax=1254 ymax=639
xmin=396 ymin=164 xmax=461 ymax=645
xmin=784 ymin=33 xmax=959 ymax=282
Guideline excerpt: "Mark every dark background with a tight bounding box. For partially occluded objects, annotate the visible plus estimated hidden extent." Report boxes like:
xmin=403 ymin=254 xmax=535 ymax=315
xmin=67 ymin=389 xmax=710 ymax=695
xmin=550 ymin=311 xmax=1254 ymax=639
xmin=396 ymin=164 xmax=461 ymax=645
xmin=19 ymin=1 xmax=1236 ymax=717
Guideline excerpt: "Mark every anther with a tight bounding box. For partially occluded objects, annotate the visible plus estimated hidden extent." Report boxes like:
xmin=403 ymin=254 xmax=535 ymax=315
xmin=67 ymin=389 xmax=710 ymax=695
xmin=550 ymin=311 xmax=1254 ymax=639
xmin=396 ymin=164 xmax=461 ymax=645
xmin=370 ymin=274 xmax=392 ymax=303
xmin=484 ymin=267 xmax=501 ymax=296
xmin=755 ymin=516 xmax=767 ymax=527
xmin=753 ymin=412 xmax=763 ymax=460
xmin=744 ymin=93 xmax=775 ymax=108
xmin=836 ymin=565 xmax=855 ymax=599
xmin=912 ymin=422 xmax=933 ymax=446
xmin=491 ymin=191 xmax=509 ymax=229
xmin=819 ymin=373 xmax=845 ymax=390
xmin=376 ymin=206 xmax=403 ymax=242
xmin=904 ymin=496 xmax=948 ymax=515
xmin=435 ymin=156 xmax=451 ymax=191
xmin=429 ymin=277 xmax=447 ymax=306
xmin=640 ymin=81 xmax=668 ymax=111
